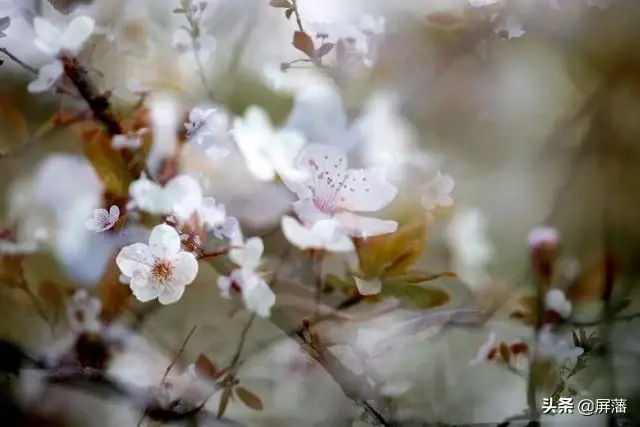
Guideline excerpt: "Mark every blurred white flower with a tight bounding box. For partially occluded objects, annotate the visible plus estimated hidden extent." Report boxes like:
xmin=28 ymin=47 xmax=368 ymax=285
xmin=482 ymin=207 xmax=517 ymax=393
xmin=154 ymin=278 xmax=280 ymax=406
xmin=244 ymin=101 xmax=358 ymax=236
xmin=537 ymin=325 xmax=583 ymax=364
xmin=66 ymin=289 xmax=102 ymax=332
xmin=112 ymin=129 xmax=147 ymax=150
xmin=469 ymin=331 xmax=496 ymax=365
xmin=197 ymin=197 xmax=236 ymax=237
xmin=527 ymin=226 xmax=559 ymax=248
xmin=185 ymin=106 xmax=231 ymax=160
xmin=283 ymin=143 xmax=398 ymax=238
xmin=281 ymin=215 xmax=354 ymax=252
xmin=172 ymin=28 xmax=216 ymax=64
xmin=0 ymin=228 xmax=47 ymax=255
xmin=421 ymin=171 xmax=454 ymax=211
xmin=28 ymin=15 xmax=94 ymax=93
xmin=85 ymin=205 xmax=120 ymax=233
xmin=231 ymin=106 xmax=308 ymax=182
xmin=32 ymin=15 xmax=95 ymax=57
xmin=445 ymin=208 xmax=494 ymax=287
xmin=544 ymin=289 xmax=572 ymax=319
xmin=353 ymin=276 xmax=382 ymax=296
xmin=146 ymin=94 xmax=180 ymax=175
xmin=116 ymin=224 xmax=198 ymax=305
xmin=469 ymin=0 xmax=501 ymax=7
xmin=129 ymin=174 xmax=203 ymax=223
xmin=284 ymin=83 xmax=359 ymax=150
xmin=494 ymin=15 xmax=525 ymax=39
xmin=27 ymin=61 xmax=63 ymax=93
xmin=218 ymin=232 xmax=275 ymax=317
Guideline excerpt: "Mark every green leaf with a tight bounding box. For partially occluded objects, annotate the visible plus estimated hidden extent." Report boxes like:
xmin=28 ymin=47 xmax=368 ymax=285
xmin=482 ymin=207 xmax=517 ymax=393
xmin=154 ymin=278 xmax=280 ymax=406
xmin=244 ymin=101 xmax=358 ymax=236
xmin=173 ymin=8 xmax=186 ymax=14
xmin=269 ymin=0 xmax=293 ymax=8
xmin=285 ymin=8 xmax=294 ymax=19
xmin=379 ymin=281 xmax=452 ymax=309
xmin=387 ymin=270 xmax=457 ymax=284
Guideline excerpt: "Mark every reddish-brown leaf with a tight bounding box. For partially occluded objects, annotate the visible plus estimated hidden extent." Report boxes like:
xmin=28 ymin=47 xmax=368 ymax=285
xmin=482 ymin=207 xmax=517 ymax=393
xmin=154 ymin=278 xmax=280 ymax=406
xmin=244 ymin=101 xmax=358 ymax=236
xmin=499 ymin=342 xmax=511 ymax=363
xmin=292 ymin=31 xmax=315 ymax=57
xmin=425 ymin=11 xmax=462 ymax=27
xmin=217 ymin=388 xmax=232 ymax=418
xmin=235 ymin=386 xmax=264 ymax=411
xmin=194 ymin=354 xmax=218 ymax=378
xmin=98 ymin=256 xmax=132 ymax=323
xmin=37 ymin=281 xmax=65 ymax=309
xmin=566 ymin=255 xmax=618 ymax=302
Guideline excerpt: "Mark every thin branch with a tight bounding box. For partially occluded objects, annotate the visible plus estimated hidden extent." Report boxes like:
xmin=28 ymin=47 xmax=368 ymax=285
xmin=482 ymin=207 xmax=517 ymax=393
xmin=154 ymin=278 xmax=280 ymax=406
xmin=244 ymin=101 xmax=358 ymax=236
xmin=162 ymin=325 xmax=199 ymax=382
xmin=229 ymin=314 xmax=256 ymax=368
xmin=290 ymin=0 xmax=305 ymax=33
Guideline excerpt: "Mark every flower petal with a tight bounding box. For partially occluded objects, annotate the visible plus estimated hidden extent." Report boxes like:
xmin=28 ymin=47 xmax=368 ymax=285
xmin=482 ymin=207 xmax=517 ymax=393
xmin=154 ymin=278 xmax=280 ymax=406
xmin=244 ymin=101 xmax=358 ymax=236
xmin=158 ymin=284 xmax=186 ymax=305
xmin=354 ymin=276 xmax=382 ymax=295
xmin=108 ymin=205 xmax=120 ymax=222
xmin=60 ymin=16 xmax=95 ymax=54
xmin=281 ymin=215 xmax=315 ymax=250
xmin=149 ymin=224 xmax=181 ymax=258
xmin=334 ymin=211 xmax=398 ymax=238
xmin=335 ymin=167 xmax=397 ymax=212
xmin=129 ymin=273 xmax=159 ymax=302
xmin=171 ymin=251 xmax=198 ymax=287
xmin=115 ymin=243 xmax=153 ymax=277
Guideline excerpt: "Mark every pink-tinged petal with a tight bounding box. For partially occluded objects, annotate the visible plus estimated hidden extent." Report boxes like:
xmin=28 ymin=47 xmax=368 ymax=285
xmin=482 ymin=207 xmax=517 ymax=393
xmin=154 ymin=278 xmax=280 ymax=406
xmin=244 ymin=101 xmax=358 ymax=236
xmin=115 ymin=243 xmax=153 ymax=278
xmin=171 ymin=251 xmax=198 ymax=287
xmin=354 ymin=276 xmax=382 ymax=295
xmin=129 ymin=273 xmax=159 ymax=302
xmin=292 ymin=199 xmax=331 ymax=225
xmin=108 ymin=205 xmax=120 ymax=221
xmin=294 ymin=143 xmax=348 ymax=202
xmin=149 ymin=224 xmax=181 ymax=258
xmin=334 ymin=212 xmax=398 ymax=238
xmin=281 ymin=215 xmax=315 ymax=250
xmin=335 ymin=168 xmax=397 ymax=212
xmin=158 ymin=284 xmax=186 ymax=305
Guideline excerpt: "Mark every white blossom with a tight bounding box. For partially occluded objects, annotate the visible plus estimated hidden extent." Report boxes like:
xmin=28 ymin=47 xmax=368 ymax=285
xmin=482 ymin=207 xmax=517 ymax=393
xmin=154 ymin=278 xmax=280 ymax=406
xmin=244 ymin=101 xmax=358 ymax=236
xmin=128 ymin=174 xmax=202 ymax=221
xmin=536 ymin=325 xmax=583 ymax=364
xmin=445 ymin=208 xmax=494 ymax=287
xmin=231 ymin=106 xmax=308 ymax=183
xmin=28 ymin=16 xmax=94 ymax=93
xmin=85 ymin=205 xmax=120 ymax=233
xmin=184 ymin=107 xmax=231 ymax=160
xmin=282 ymin=143 xmax=398 ymax=238
xmin=527 ymin=226 xmax=559 ymax=248
xmin=115 ymin=224 xmax=198 ymax=305
xmin=421 ymin=171 xmax=455 ymax=211
xmin=217 ymin=233 xmax=275 ymax=317
xmin=469 ymin=0 xmax=501 ymax=7
xmin=544 ymin=289 xmax=572 ymax=319
xmin=66 ymin=289 xmax=102 ymax=332
xmin=281 ymin=215 xmax=354 ymax=253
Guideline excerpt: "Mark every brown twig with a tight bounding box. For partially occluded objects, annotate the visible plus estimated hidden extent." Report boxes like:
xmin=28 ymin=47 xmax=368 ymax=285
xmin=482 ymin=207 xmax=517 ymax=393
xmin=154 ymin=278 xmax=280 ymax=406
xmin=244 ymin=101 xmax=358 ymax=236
xmin=161 ymin=325 xmax=199 ymax=382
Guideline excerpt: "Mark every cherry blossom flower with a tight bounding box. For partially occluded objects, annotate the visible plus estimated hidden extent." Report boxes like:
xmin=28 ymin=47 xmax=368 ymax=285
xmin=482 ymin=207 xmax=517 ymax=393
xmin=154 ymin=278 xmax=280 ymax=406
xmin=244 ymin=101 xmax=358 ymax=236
xmin=536 ymin=325 xmax=584 ymax=364
xmin=282 ymin=143 xmax=398 ymax=238
xmin=112 ymin=129 xmax=147 ymax=150
xmin=231 ymin=106 xmax=309 ymax=182
xmin=115 ymin=224 xmax=199 ymax=305
xmin=469 ymin=331 xmax=497 ymax=365
xmin=527 ymin=226 xmax=559 ymax=248
xmin=28 ymin=15 xmax=95 ymax=93
xmin=85 ymin=205 xmax=120 ymax=233
xmin=544 ymin=289 xmax=572 ymax=319
xmin=66 ymin=289 xmax=102 ymax=333
xmin=421 ymin=171 xmax=455 ymax=211
xmin=128 ymin=174 xmax=202 ymax=221
xmin=445 ymin=208 xmax=494 ymax=287
xmin=185 ymin=107 xmax=231 ymax=160
xmin=217 ymin=233 xmax=275 ymax=317
xmin=281 ymin=215 xmax=355 ymax=253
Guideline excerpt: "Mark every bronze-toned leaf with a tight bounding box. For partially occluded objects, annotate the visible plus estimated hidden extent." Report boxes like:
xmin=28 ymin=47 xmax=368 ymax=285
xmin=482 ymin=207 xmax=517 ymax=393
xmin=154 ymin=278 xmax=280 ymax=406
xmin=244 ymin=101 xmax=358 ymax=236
xmin=292 ymin=31 xmax=315 ymax=57
xmin=389 ymin=270 xmax=457 ymax=284
xmin=1 ymin=255 xmax=25 ymax=287
xmin=194 ymin=354 xmax=218 ymax=378
xmin=37 ymin=281 xmax=65 ymax=309
xmin=566 ymin=255 xmax=617 ymax=303
xmin=499 ymin=342 xmax=511 ymax=363
xmin=217 ymin=388 xmax=232 ymax=418
xmin=0 ymin=93 xmax=29 ymax=140
xmin=98 ymin=256 xmax=132 ymax=323
xmin=378 ymin=281 xmax=452 ymax=309
xmin=315 ymin=43 xmax=335 ymax=58
xmin=285 ymin=8 xmax=294 ymax=19
xmin=235 ymin=386 xmax=264 ymax=411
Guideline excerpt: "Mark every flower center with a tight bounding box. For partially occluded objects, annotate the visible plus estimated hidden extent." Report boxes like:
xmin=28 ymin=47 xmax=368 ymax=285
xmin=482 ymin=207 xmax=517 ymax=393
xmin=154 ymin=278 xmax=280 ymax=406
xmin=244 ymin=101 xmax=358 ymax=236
xmin=151 ymin=258 xmax=174 ymax=283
